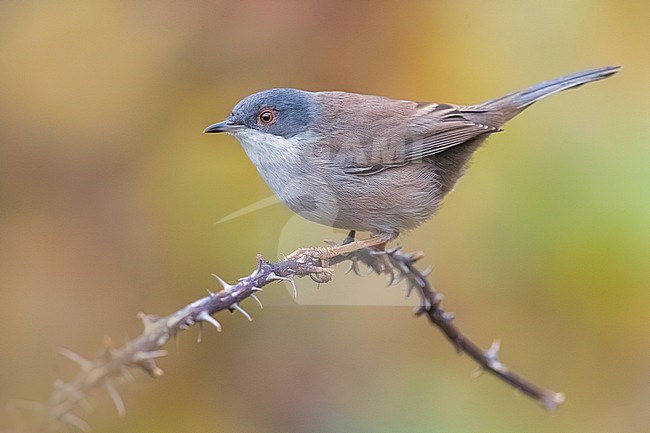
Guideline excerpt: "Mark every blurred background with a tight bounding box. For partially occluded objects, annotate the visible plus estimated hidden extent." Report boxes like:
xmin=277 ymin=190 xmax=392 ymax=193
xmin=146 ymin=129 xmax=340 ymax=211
xmin=1 ymin=1 xmax=648 ymax=432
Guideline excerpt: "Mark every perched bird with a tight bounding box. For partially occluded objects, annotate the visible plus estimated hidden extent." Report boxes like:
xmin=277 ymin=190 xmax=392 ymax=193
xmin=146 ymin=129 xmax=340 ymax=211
xmin=205 ymin=66 xmax=620 ymax=257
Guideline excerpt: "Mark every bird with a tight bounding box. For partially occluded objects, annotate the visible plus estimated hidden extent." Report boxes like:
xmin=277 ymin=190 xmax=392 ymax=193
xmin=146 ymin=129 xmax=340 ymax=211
xmin=204 ymin=66 xmax=620 ymax=258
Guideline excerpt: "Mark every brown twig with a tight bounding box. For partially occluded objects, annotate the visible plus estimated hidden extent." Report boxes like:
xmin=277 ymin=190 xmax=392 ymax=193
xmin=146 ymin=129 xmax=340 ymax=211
xmin=373 ymin=247 xmax=564 ymax=410
xmin=7 ymin=238 xmax=564 ymax=432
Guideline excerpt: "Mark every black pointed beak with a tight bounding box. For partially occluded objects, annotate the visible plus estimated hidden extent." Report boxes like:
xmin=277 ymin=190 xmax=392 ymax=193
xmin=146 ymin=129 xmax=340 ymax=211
xmin=203 ymin=120 xmax=242 ymax=133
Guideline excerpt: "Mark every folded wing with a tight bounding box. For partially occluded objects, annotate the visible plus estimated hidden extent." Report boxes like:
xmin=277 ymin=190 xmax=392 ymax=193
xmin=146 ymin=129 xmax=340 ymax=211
xmin=343 ymin=103 xmax=501 ymax=175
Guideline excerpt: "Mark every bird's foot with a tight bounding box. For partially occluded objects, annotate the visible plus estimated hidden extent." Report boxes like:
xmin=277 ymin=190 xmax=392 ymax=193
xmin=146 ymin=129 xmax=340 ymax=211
xmin=308 ymin=263 xmax=334 ymax=283
xmin=288 ymin=231 xmax=395 ymax=283
xmin=288 ymin=232 xmax=393 ymax=261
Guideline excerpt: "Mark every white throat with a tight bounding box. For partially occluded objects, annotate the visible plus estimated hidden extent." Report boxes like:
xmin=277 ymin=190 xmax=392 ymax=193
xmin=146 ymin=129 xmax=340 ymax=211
xmin=230 ymin=129 xmax=306 ymax=207
xmin=232 ymin=128 xmax=301 ymax=170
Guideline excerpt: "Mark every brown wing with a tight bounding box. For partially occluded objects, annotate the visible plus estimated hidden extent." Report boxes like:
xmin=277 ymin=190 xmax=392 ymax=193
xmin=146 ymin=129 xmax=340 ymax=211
xmin=403 ymin=103 xmax=501 ymax=162
xmin=342 ymin=102 xmax=501 ymax=176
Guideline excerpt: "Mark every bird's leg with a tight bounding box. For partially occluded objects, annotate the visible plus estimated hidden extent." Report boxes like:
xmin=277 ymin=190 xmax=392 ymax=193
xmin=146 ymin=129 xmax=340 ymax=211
xmin=288 ymin=232 xmax=396 ymax=283
xmin=288 ymin=232 xmax=395 ymax=262
xmin=341 ymin=230 xmax=357 ymax=245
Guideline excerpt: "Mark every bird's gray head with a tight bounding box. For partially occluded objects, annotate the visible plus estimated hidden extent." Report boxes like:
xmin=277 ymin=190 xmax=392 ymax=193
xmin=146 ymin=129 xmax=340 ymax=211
xmin=204 ymin=88 xmax=316 ymax=139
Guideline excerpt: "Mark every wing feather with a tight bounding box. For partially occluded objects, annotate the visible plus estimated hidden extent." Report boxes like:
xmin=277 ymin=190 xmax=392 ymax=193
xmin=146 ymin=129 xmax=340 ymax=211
xmin=405 ymin=106 xmax=501 ymax=161
xmin=341 ymin=101 xmax=501 ymax=176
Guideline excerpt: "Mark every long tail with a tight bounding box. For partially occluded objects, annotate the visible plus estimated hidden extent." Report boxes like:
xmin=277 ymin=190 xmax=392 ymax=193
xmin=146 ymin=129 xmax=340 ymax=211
xmin=479 ymin=65 xmax=621 ymax=123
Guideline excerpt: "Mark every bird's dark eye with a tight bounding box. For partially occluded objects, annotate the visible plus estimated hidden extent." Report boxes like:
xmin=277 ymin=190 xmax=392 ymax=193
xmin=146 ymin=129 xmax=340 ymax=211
xmin=258 ymin=109 xmax=276 ymax=125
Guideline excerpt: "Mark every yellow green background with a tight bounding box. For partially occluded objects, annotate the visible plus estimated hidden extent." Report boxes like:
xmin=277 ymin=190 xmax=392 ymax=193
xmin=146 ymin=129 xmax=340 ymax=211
xmin=1 ymin=1 xmax=648 ymax=432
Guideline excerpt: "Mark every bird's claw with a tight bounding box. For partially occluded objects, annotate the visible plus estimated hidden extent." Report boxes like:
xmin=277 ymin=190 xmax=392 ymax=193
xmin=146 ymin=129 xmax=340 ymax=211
xmin=309 ymin=261 xmax=334 ymax=283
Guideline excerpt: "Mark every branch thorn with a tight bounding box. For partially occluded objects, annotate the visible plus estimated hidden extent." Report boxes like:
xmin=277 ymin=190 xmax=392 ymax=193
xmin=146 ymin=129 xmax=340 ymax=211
xmin=58 ymin=347 xmax=92 ymax=372
xmin=211 ymin=273 xmax=233 ymax=290
xmin=254 ymin=254 xmax=268 ymax=276
xmin=104 ymin=378 xmax=126 ymax=417
xmin=61 ymin=412 xmax=91 ymax=432
xmin=485 ymin=339 xmax=501 ymax=361
xmin=442 ymin=311 xmax=455 ymax=322
xmin=267 ymin=273 xmax=297 ymax=298
xmin=251 ymin=293 xmax=264 ymax=309
xmin=197 ymin=310 xmax=222 ymax=332
xmin=232 ymin=303 xmax=253 ymax=321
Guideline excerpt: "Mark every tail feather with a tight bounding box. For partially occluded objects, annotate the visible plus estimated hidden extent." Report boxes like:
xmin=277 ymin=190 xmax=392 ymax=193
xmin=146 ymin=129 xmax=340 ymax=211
xmin=479 ymin=65 xmax=621 ymax=123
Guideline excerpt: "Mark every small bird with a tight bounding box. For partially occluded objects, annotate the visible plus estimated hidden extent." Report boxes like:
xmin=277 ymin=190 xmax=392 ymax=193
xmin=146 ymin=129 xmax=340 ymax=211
xmin=205 ymin=66 xmax=620 ymax=257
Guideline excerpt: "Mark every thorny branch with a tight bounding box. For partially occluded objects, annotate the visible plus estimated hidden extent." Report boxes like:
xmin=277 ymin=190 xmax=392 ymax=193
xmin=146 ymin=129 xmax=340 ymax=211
xmin=7 ymin=233 xmax=565 ymax=432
